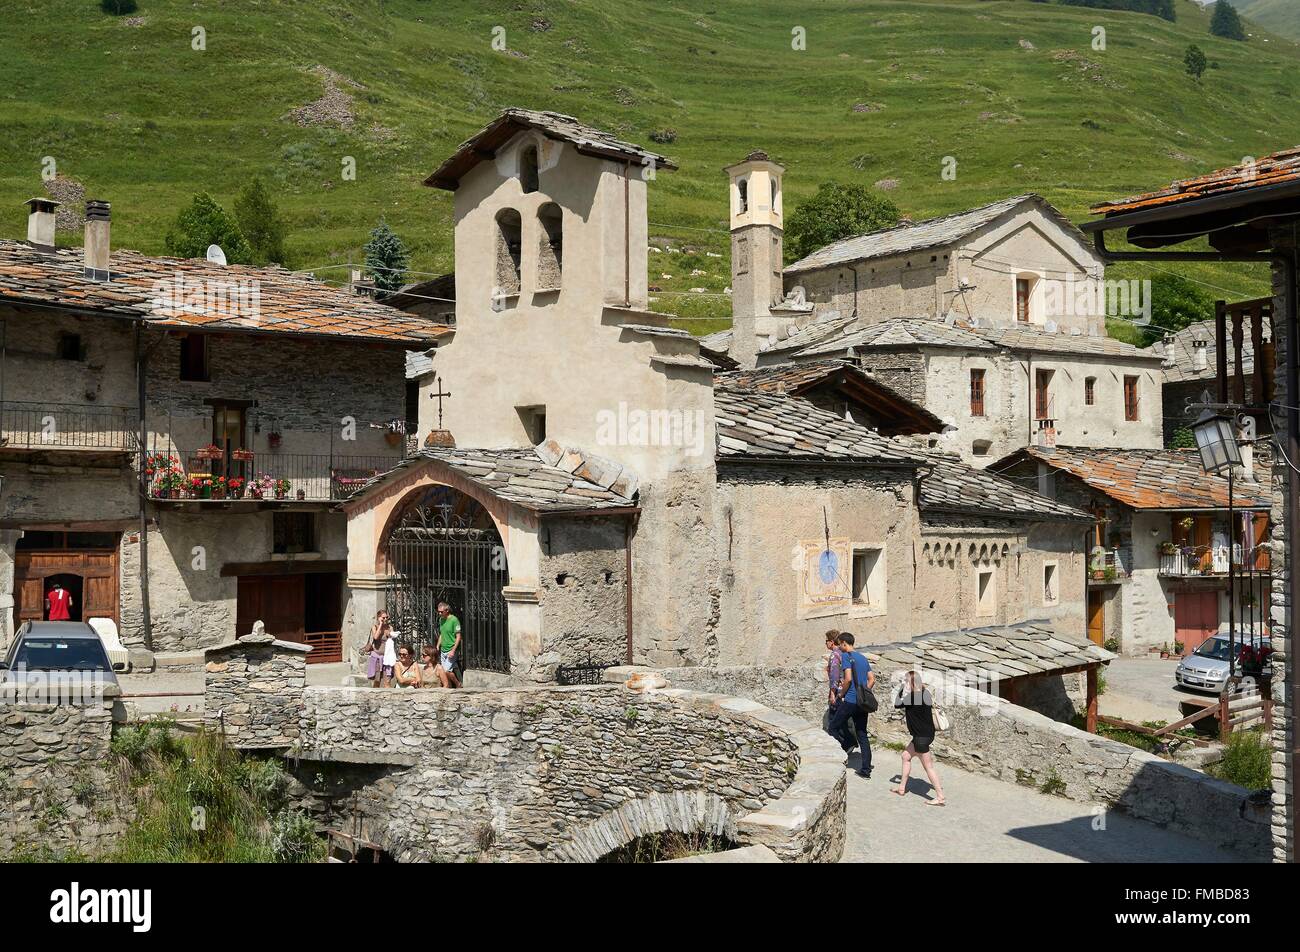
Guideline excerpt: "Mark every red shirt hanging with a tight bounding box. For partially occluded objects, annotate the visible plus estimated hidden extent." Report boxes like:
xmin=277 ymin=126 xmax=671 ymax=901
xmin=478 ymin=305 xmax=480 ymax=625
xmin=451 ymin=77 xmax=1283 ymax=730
xmin=47 ymin=588 xmax=72 ymax=621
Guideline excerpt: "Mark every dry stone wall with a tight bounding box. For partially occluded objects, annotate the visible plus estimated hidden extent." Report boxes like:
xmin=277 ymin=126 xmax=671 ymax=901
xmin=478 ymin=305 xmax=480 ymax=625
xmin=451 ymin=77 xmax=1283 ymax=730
xmin=204 ymin=630 xmax=310 ymax=748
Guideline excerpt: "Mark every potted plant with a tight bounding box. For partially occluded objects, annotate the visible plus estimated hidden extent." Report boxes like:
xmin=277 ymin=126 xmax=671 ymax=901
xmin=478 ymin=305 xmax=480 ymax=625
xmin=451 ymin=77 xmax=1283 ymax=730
xmin=267 ymin=432 xmax=282 ymax=449
xmin=228 ymin=476 xmax=245 ymax=499
xmin=145 ymin=453 xmax=183 ymax=498
xmin=1160 ymin=643 xmax=1171 ymax=660
xmin=196 ymin=443 xmax=225 ymax=461
xmin=1159 ymin=540 xmax=1178 ymax=556
xmin=1172 ymin=640 xmax=1184 ymax=655
xmin=1239 ymin=643 xmax=1274 ymax=678
xmin=212 ymin=476 xmax=228 ymax=500
xmin=231 ymin=448 xmax=254 ymax=463
xmin=189 ymin=474 xmax=213 ymax=499
xmin=296 ymin=488 xmax=306 ymax=501
xmin=274 ymin=477 xmax=291 ymax=500
xmin=249 ymin=474 xmax=274 ymax=499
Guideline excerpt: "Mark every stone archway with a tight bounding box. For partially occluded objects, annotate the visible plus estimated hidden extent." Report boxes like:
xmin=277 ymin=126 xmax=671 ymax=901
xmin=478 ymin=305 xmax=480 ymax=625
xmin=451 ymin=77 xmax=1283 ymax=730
xmin=381 ymin=484 xmax=512 ymax=673
xmin=545 ymin=789 xmax=739 ymax=863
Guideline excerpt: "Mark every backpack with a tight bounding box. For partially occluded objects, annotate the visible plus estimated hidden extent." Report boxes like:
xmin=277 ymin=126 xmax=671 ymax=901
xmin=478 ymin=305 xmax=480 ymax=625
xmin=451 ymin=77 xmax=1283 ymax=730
xmin=849 ymin=654 xmax=878 ymax=715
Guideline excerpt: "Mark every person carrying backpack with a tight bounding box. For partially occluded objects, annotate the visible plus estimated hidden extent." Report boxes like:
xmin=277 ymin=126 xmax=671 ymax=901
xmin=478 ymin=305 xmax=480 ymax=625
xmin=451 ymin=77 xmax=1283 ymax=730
xmin=829 ymin=632 xmax=875 ymax=778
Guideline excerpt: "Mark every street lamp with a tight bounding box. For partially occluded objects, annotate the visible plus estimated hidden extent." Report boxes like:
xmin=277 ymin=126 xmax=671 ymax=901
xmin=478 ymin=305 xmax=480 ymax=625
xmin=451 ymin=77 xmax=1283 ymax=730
xmin=1192 ymin=408 xmax=1242 ymax=474
xmin=1192 ymin=404 xmax=1243 ymax=681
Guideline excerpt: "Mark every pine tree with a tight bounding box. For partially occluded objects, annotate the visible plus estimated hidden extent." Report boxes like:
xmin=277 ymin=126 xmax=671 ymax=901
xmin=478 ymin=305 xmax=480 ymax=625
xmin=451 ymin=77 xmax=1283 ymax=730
xmin=363 ymin=220 xmax=410 ymax=292
xmin=233 ymin=177 xmax=288 ymax=266
xmin=1210 ymin=1 xmax=1247 ymax=41
xmin=164 ymin=193 xmax=253 ymax=264
xmin=1184 ymin=44 xmax=1208 ymax=80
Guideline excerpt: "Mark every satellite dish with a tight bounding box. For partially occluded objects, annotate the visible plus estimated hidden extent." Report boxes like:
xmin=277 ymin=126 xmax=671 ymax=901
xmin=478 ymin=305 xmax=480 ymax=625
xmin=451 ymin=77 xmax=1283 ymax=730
xmin=1045 ymin=319 xmax=1058 ymax=334
xmin=205 ymin=244 xmax=227 ymax=266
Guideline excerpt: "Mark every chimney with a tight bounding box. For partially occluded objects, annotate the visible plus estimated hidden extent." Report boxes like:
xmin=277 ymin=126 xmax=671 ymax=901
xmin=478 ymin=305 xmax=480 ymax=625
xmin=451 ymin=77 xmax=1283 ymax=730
xmin=724 ymin=151 xmax=784 ymax=368
xmin=1160 ymin=333 xmax=1176 ymax=368
xmin=24 ymin=198 xmax=59 ymax=249
xmin=83 ymin=199 xmax=111 ymax=281
xmin=1036 ymin=418 xmax=1057 ymax=449
xmin=1191 ymin=338 xmax=1208 ymax=373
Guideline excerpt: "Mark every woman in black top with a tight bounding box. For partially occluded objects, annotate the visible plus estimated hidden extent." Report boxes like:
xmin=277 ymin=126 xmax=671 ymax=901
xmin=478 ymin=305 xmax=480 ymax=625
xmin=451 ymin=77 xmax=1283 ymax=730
xmin=892 ymin=670 xmax=946 ymax=805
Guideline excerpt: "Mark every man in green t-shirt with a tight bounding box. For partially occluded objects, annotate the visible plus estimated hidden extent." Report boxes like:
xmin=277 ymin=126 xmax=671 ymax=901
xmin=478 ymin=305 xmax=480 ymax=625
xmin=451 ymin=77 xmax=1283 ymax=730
xmin=435 ymin=601 xmax=462 ymax=688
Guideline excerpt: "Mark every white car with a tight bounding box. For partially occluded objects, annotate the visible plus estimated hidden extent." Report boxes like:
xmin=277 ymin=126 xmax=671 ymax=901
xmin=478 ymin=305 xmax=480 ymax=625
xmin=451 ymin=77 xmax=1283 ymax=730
xmin=1174 ymin=633 xmax=1271 ymax=694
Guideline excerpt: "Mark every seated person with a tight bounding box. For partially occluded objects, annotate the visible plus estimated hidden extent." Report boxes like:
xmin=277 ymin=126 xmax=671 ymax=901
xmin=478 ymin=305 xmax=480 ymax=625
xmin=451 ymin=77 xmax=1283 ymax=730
xmin=392 ymin=644 xmax=421 ymax=688
xmin=418 ymin=645 xmax=442 ymax=688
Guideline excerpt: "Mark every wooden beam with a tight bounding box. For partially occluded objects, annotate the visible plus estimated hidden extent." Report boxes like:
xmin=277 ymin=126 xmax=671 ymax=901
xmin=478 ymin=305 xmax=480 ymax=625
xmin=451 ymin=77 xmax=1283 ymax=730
xmin=219 ymin=560 xmax=347 ymax=578
xmin=1085 ymin=665 xmax=1098 ymax=733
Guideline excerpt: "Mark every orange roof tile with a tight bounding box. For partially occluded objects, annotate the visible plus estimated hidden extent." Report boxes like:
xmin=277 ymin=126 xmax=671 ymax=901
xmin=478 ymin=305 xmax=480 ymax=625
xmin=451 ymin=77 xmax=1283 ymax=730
xmin=1091 ymin=146 xmax=1300 ymax=217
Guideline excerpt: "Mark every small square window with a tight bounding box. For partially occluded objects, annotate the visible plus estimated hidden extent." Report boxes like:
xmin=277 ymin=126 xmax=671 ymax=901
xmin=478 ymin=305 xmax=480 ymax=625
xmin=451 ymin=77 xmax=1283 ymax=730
xmin=273 ymin=512 xmax=316 ymax=555
xmin=517 ymin=405 xmax=546 ymax=445
xmin=57 ymin=333 xmax=84 ymax=361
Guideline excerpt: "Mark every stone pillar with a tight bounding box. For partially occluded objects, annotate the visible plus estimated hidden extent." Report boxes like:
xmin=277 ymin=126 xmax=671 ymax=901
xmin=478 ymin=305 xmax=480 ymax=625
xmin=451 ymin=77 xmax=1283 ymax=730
xmin=204 ymin=623 xmax=310 ymax=749
xmin=1268 ymin=228 xmax=1295 ymax=863
xmin=0 ymin=528 xmax=23 ymax=650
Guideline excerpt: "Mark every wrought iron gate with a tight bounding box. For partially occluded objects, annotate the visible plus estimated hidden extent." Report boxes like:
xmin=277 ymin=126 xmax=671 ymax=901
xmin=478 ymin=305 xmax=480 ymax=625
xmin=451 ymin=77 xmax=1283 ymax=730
xmin=383 ymin=494 xmax=510 ymax=673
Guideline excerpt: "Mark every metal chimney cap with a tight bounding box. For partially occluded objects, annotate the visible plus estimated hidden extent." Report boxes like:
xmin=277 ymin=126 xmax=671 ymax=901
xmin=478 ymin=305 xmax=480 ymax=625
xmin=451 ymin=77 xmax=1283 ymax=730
xmin=85 ymin=200 xmax=112 ymax=220
xmin=23 ymin=197 xmax=61 ymax=211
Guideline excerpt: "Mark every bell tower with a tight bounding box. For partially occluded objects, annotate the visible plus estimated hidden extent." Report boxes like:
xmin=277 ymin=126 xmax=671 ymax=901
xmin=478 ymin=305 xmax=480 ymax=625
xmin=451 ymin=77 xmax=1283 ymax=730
xmin=725 ymin=151 xmax=785 ymax=367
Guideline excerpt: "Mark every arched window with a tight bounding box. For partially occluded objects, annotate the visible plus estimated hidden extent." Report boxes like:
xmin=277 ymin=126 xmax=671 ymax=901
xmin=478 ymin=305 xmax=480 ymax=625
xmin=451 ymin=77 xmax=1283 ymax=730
xmin=495 ymin=209 xmax=522 ymax=296
xmin=737 ymin=177 xmax=749 ymax=214
xmin=770 ymin=177 xmax=779 ymax=212
xmin=520 ymin=145 xmax=539 ymax=194
xmin=536 ymin=203 xmax=563 ymax=291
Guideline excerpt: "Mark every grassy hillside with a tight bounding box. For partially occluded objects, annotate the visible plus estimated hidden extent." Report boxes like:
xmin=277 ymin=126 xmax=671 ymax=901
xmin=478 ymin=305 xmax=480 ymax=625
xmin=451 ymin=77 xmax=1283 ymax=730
xmin=1 ymin=0 xmax=1297 ymax=334
xmin=1235 ymin=0 xmax=1300 ymax=41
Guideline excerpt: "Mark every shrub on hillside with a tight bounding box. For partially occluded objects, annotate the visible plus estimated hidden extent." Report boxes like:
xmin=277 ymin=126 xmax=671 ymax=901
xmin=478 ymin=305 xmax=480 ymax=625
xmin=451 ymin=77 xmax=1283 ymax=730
xmin=1056 ymin=0 xmax=1175 ymax=23
xmin=784 ymin=182 xmax=900 ymax=264
xmin=164 ymin=193 xmax=254 ymax=264
xmin=1185 ymin=44 xmax=1208 ymax=79
xmin=100 ymin=0 xmax=139 ymax=14
xmin=233 ymin=177 xmax=288 ymax=266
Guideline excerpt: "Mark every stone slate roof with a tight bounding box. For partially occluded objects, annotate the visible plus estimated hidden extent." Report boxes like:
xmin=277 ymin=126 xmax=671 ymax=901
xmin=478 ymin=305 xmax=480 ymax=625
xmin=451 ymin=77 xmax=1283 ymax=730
xmin=785 ymin=194 xmax=1086 ymax=274
xmin=347 ymin=447 xmax=638 ymax=513
xmin=1002 ymin=446 xmax=1271 ymax=511
xmin=716 ymin=359 xmax=945 ymax=435
xmin=975 ymin=325 xmax=1158 ymax=360
xmin=917 ymin=453 xmax=1094 ymax=524
xmin=795 ymin=317 xmax=992 ymax=357
xmin=0 ymin=240 xmax=452 ymax=346
xmin=1157 ymin=318 xmax=1267 ymax=384
xmin=760 ymin=314 xmax=859 ymax=356
xmin=714 ymin=385 xmax=926 ymax=467
xmin=794 ymin=317 xmax=1155 ymax=360
xmin=866 ymin=620 xmax=1115 ymax=680
xmin=426 ymin=108 xmax=676 ymax=190
xmin=1091 ymin=145 xmax=1300 ymax=218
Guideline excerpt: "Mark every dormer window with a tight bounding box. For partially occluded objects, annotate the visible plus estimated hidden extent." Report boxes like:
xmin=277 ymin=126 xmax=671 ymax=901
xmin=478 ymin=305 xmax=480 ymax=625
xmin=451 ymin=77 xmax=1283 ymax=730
xmin=537 ymin=203 xmax=563 ymax=291
xmin=495 ymin=209 xmax=522 ymax=296
xmin=520 ymin=145 xmax=540 ymax=194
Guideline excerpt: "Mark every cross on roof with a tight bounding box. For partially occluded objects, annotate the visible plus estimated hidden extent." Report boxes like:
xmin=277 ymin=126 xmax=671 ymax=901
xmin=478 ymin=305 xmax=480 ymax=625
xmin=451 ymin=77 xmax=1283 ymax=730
xmin=429 ymin=372 xmax=451 ymax=429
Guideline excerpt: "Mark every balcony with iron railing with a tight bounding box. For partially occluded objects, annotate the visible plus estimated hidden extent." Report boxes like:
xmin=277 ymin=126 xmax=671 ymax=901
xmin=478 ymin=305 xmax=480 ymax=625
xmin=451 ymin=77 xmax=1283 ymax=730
xmin=144 ymin=447 xmax=403 ymax=504
xmin=1159 ymin=544 xmax=1271 ymax=578
xmin=0 ymin=400 xmax=138 ymax=454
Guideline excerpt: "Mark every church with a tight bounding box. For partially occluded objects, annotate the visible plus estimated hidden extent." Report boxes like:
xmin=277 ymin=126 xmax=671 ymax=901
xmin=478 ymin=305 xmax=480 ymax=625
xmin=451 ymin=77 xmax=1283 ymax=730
xmin=345 ymin=109 xmax=1098 ymax=682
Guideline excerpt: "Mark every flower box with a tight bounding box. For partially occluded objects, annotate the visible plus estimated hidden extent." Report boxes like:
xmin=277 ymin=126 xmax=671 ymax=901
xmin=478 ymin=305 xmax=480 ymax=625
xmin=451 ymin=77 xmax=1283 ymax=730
xmin=231 ymin=449 xmax=255 ymax=462
xmin=196 ymin=444 xmax=225 ymax=461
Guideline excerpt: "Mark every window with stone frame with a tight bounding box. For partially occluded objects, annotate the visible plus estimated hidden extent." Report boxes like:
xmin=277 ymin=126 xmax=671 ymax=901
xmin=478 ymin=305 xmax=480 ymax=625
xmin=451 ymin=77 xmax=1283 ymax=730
xmin=970 ymin=368 xmax=986 ymax=417
xmin=1016 ymin=277 xmax=1033 ymax=323
xmin=1035 ymin=369 xmax=1054 ymax=420
xmin=536 ymin=203 xmax=563 ymax=291
xmin=737 ymin=177 xmax=749 ymax=214
xmin=976 ymin=567 xmax=996 ymax=616
xmin=273 ymin=512 xmax=316 ymax=555
xmin=1085 ymin=376 xmax=1096 ymax=406
xmin=495 ymin=209 xmax=523 ymax=295
xmin=851 ymin=545 xmax=886 ymax=613
xmin=1043 ymin=562 xmax=1059 ymax=606
xmin=1123 ymin=375 xmax=1140 ymax=421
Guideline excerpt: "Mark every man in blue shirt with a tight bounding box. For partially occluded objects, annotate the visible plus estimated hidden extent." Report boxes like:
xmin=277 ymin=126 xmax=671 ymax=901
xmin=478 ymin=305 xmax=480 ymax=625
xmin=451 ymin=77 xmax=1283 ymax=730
xmin=829 ymin=632 xmax=874 ymax=778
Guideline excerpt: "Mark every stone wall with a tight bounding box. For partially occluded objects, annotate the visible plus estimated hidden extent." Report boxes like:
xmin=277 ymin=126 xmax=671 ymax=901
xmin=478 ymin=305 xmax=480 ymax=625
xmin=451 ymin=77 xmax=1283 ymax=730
xmin=1267 ymin=229 xmax=1294 ymax=864
xmin=535 ymin=515 xmax=629 ymax=673
xmin=0 ymin=700 xmax=122 ymax=857
xmin=204 ymin=630 xmax=310 ymax=748
xmin=635 ymin=659 xmax=1268 ymax=858
xmin=293 ymin=680 xmax=845 ymax=862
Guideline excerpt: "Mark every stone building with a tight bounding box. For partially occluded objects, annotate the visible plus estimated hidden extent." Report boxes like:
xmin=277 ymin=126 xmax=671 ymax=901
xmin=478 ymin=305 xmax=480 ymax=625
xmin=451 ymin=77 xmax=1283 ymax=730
xmin=0 ymin=202 xmax=449 ymax=657
xmin=347 ymin=109 xmax=1096 ymax=692
xmin=995 ymin=446 xmax=1272 ymax=657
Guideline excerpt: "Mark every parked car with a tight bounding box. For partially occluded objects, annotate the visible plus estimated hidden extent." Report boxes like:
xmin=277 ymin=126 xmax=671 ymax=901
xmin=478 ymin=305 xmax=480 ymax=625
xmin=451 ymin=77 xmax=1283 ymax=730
xmin=0 ymin=621 xmax=121 ymax=699
xmin=1174 ymin=633 xmax=1271 ymax=694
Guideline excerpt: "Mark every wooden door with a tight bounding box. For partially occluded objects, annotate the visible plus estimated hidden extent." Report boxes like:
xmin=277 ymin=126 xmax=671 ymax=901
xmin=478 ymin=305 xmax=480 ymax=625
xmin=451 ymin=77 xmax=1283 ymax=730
xmin=1175 ymin=591 xmax=1220 ymax=656
xmin=13 ymin=547 xmax=119 ymax=627
xmin=1087 ymin=590 xmax=1105 ymax=646
xmin=236 ymin=575 xmax=305 ymax=643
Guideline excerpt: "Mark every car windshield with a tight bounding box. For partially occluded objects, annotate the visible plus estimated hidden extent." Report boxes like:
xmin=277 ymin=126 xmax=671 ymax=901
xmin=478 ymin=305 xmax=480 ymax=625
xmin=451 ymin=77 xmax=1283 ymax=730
xmin=1193 ymin=639 xmax=1232 ymax=661
xmin=13 ymin=638 xmax=107 ymax=671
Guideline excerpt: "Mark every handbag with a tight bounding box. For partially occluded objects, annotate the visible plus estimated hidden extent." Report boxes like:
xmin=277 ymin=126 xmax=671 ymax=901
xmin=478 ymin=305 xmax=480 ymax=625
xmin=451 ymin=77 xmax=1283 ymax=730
xmin=934 ymin=707 xmax=950 ymax=732
xmin=850 ymin=656 xmax=878 ymax=714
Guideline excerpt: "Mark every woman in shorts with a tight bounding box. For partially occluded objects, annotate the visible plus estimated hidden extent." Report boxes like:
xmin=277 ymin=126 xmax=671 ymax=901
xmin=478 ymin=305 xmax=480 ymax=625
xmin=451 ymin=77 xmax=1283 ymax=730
xmin=892 ymin=669 xmax=946 ymax=806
